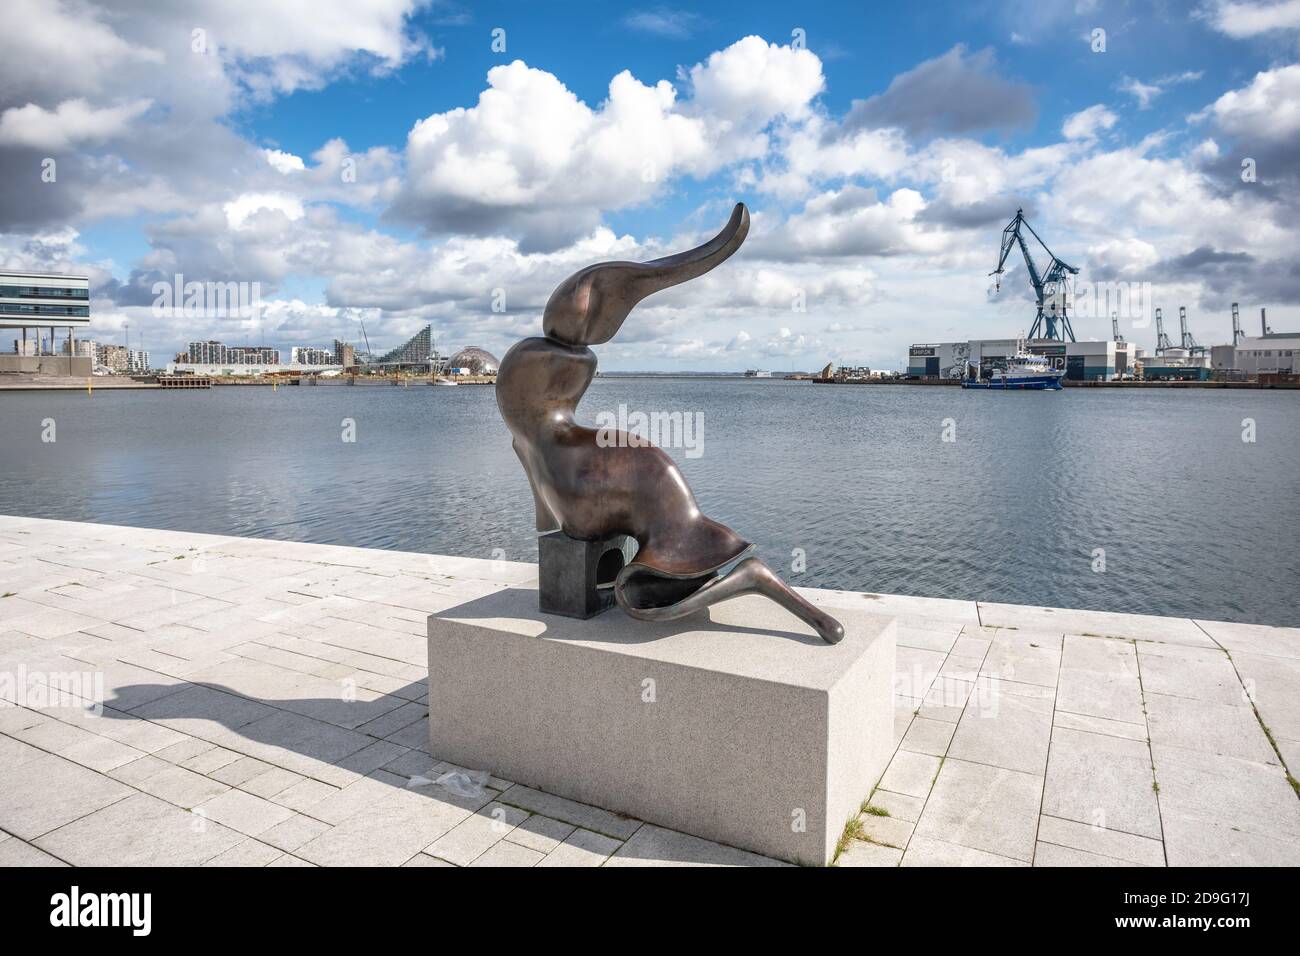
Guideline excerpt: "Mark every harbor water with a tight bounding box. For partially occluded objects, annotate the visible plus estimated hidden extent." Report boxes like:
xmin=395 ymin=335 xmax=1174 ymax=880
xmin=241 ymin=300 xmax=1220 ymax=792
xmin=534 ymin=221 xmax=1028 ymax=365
xmin=1 ymin=380 xmax=1296 ymax=625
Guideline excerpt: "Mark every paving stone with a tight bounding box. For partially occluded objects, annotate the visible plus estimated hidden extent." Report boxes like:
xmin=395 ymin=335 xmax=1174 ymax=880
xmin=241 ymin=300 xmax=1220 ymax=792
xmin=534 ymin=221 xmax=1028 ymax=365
xmin=1144 ymin=692 xmax=1277 ymax=765
xmin=837 ymin=840 xmax=903 ymax=867
xmin=34 ymin=793 xmax=243 ymax=866
xmin=1196 ymin=619 xmax=1300 ymax=660
xmin=864 ymin=789 xmax=924 ymax=823
xmin=107 ymin=753 xmax=169 ymax=785
xmin=403 ymin=853 xmax=456 ymax=867
xmin=134 ymin=764 xmax=230 ymax=809
xmin=181 ymin=745 xmax=245 ymax=774
xmin=207 ymin=755 xmax=273 ymax=785
xmin=981 ymin=631 xmax=1061 ymax=687
xmin=203 ymin=839 xmax=283 ymax=867
xmin=240 ymin=766 xmax=305 ymax=799
xmin=913 ymin=758 xmax=1042 ymax=863
xmin=0 ymin=753 xmax=133 ymax=840
xmin=468 ymin=840 xmax=545 ymax=867
xmin=294 ymin=787 xmax=488 ymax=866
xmin=1056 ymin=635 xmax=1145 ymax=724
xmin=919 ymin=675 xmax=974 ymax=722
xmin=426 ymin=802 xmax=530 ymax=866
xmin=878 ymin=750 xmax=942 ymax=799
xmin=258 ymin=813 xmax=332 ymax=852
xmin=1043 ymin=727 xmax=1161 ymax=840
xmin=56 ymin=733 xmax=146 ymax=773
xmin=900 ymin=716 xmax=956 ymax=757
xmin=1036 ymin=814 xmax=1165 ymax=866
xmin=1051 ymin=711 xmax=1148 ymax=742
xmin=504 ymin=814 xmax=576 ymax=854
xmin=153 ymin=737 xmax=214 ymax=764
xmin=495 ymin=785 xmax=640 ymax=840
xmin=1136 ymin=644 xmax=1243 ymax=705
xmin=196 ymin=788 xmax=295 ymax=837
xmin=1151 ymin=744 xmax=1300 ymax=852
xmin=0 ymin=731 xmax=52 ymax=767
xmin=1034 ymin=842 xmax=1133 ymax=866
xmin=0 ymin=837 xmax=68 ymax=866
xmin=859 ymin=812 xmax=913 ymax=849
xmin=268 ymin=777 xmax=338 ymax=811
xmin=902 ymin=834 xmax=1028 ymax=867
xmin=267 ymin=854 xmax=315 ymax=867
xmin=606 ymin=823 xmax=786 ymax=867
xmin=537 ymin=828 xmax=624 ymax=867
xmin=947 ymin=683 xmax=1054 ymax=775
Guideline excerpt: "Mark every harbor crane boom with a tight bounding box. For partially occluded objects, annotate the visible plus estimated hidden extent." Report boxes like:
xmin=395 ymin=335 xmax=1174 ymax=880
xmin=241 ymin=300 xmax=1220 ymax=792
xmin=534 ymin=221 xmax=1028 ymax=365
xmin=1232 ymin=302 xmax=1243 ymax=346
xmin=990 ymin=209 xmax=1080 ymax=342
xmin=1112 ymin=312 xmax=1124 ymax=344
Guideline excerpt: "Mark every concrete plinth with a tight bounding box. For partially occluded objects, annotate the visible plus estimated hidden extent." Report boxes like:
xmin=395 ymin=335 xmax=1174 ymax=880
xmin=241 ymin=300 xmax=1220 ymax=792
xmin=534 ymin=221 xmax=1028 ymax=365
xmin=427 ymin=587 xmax=896 ymax=865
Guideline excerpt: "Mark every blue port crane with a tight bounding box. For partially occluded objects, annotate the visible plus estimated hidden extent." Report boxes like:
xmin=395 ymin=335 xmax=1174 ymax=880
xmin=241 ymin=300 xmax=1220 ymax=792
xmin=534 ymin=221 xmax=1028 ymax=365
xmin=990 ymin=209 xmax=1080 ymax=342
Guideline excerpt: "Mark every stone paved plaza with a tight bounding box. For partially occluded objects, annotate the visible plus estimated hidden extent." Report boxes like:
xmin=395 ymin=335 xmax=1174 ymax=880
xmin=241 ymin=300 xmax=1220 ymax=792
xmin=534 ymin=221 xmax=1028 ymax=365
xmin=1 ymin=516 xmax=1297 ymax=867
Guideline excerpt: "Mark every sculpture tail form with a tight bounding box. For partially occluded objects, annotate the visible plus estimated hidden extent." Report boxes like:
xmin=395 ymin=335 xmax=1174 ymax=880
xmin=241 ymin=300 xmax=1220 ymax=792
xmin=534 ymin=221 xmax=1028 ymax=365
xmin=543 ymin=203 xmax=750 ymax=347
xmin=615 ymin=556 xmax=845 ymax=645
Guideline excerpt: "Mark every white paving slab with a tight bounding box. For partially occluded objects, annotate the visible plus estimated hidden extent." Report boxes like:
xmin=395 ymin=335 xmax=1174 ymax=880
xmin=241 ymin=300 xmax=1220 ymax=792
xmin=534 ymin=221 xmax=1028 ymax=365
xmin=2 ymin=515 xmax=1297 ymax=868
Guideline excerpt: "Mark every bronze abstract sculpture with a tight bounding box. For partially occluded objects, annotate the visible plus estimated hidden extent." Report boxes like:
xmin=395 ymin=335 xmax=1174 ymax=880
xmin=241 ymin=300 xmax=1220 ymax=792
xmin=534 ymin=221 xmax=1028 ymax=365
xmin=496 ymin=203 xmax=845 ymax=644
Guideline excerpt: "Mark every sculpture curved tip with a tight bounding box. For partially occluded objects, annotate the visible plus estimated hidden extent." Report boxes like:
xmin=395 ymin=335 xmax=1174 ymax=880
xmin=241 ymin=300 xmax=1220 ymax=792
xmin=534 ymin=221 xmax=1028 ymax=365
xmin=543 ymin=202 xmax=750 ymax=347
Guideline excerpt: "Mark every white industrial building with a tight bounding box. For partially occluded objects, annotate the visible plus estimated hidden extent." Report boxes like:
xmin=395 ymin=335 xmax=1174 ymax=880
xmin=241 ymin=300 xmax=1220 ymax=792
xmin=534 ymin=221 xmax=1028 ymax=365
xmin=908 ymin=338 xmax=1135 ymax=381
xmin=1229 ymin=334 xmax=1299 ymax=375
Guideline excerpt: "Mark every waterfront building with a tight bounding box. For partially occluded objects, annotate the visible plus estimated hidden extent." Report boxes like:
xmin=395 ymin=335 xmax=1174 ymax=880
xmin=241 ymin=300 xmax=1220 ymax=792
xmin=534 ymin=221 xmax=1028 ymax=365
xmin=291 ymin=346 xmax=335 ymax=365
xmin=375 ymin=325 xmax=433 ymax=368
xmin=127 ymin=350 xmax=151 ymax=373
xmin=447 ymin=345 xmax=499 ymax=375
xmin=96 ymin=344 xmax=130 ymax=373
xmin=187 ymin=340 xmax=279 ymax=365
xmin=907 ymin=338 xmax=1134 ymax=381
xmin=1227 ymin=333 xmax=1300 ymax=376
xmin=333 ymin=340 xmax=356 ymax=368
xmin=0 ymin=271 xmax=91 ymax=374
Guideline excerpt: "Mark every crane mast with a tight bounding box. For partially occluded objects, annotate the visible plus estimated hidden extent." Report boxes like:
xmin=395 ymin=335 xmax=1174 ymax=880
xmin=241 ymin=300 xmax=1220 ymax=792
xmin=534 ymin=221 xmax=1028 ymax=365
xmin=1231 ymin=302 xmax=1243 ymax=346
xmin=1179 ymin=306 xmax=1205 ymax=355
xmin=990 ymin=209 xmax=1080 ymax=342
xmin=1155 ymin=308 xmax=1173 ymax=355
xmin=1111 ymin=312 xmax=1124 ymax=344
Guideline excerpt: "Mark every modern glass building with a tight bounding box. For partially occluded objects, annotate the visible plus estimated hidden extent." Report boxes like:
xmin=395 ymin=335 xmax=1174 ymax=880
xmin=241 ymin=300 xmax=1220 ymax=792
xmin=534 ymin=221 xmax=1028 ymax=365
xmin=1 ymin=271 xmax=91 ymax=374
xmin=375 ymin=324 xmax=433 ymax=367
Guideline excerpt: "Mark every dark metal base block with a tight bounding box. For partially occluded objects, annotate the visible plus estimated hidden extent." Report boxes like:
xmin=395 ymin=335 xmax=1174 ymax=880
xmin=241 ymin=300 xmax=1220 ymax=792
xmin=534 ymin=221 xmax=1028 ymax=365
xmin=538 ymin=531 xmax=636 ymax=619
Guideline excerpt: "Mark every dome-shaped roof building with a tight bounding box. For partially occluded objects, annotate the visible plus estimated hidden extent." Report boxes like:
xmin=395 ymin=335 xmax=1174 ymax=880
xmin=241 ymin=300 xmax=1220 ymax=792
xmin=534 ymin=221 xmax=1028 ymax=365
xmin=448 ymin=346 xmax=499 ymax=375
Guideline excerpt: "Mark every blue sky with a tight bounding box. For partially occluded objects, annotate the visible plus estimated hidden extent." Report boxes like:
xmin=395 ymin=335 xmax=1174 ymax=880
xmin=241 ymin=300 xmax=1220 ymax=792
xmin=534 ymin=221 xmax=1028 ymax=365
xmin=2 ymin=0 xmax=1298 ymax=368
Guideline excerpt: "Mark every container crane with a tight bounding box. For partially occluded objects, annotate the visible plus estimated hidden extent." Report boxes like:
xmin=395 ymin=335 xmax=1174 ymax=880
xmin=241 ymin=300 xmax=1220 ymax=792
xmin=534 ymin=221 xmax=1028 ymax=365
xmin=990 ymin=209 xmax=1080 ymax=342
xmin=1155 ymin=308 xmax=1173 ymax=355
xmin=1179 ymin=306 xmax=1205 ymax=355
xmin=1111 ymin=312 xmax=1124 ymax=344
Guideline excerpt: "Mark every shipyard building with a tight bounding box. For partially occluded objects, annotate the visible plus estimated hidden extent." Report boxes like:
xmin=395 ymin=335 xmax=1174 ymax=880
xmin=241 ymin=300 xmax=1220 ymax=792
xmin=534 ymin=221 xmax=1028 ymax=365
xmin=907 ymin=339 xmax=1136 ymax=381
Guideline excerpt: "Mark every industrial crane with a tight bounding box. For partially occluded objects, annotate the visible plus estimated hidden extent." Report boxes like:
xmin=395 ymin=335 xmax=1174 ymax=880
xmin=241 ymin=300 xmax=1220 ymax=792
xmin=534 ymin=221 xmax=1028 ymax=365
xmin=990 ymin=209 xmax=1080 ymax=342
xmin=1179 ymin=306 xmax=1206 ymax=355
xmin=1111 ymin=312 xmax=1124 ymax=344
xmin=1155 ymin=307 xmax=1174 ymax=355
xmin=1232 ymin=302 xmax=1244 ymax=346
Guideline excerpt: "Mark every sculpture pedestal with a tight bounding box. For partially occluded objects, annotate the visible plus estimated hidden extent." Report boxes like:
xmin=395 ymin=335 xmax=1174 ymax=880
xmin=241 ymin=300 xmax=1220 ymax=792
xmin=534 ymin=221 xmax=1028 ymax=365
xmin=427 ymin=587 xmax=895 ymax=865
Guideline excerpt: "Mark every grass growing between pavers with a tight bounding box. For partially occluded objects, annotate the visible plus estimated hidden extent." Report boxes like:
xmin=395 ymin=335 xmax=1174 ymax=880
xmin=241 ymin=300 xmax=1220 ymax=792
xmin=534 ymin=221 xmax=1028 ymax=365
xmin=834 ymin=816 xmax=867 ymax=862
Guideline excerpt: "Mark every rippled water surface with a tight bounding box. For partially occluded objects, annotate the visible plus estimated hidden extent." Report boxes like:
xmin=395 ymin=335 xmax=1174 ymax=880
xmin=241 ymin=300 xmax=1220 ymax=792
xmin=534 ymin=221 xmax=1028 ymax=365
xmin=2 ymin=380 xmax=1296 ymax=625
